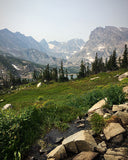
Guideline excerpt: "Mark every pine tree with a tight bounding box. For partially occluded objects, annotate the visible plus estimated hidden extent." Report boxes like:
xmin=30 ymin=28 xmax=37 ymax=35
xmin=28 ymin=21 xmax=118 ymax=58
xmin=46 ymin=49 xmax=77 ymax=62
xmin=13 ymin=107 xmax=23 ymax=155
xmin=59 ymin=61 xmax=65 ymax=82
xmin=92 ymin=53 xmax=100 ymax=74
xmin=78 ymin=60 xmax=86 ymax=78
xmin=43 ymin=64 xmax=50 ymax=82
xmin=52 ymin=67 xmax=58 ymax=82
xmin=122 ymin=44 xmax=128 ymax=68
xmin=86 ymin=62 xmax=91 ymax=76
xmin=111 ymin=50 xmax=118 ymax=70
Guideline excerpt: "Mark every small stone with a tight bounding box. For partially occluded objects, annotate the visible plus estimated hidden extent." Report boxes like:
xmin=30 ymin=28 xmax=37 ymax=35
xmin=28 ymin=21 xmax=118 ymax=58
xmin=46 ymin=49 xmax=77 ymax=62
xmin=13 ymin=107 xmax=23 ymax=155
xmin=0 ymin=99 xmax=4 ymax=102
xmin=2 ymin=104 xmax=12 ymax=110
xmin=77 ymin=123 xmax=85 ymax=128
xmin=103 ymin=113 xmax=111 ymax=118
xmin=37 ymin=82 xmax=42 ymax=88
xmin=96 ymin=141 xmax=107 ymax=153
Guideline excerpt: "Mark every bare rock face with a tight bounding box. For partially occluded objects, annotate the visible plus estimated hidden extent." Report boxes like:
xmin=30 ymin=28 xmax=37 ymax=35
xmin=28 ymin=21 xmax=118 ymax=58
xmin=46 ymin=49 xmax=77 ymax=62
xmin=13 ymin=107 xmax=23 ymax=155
xmin=104 ymin=147 xmax=128 ymax=160
xmin=118 ymin=72 xmax=128 ymax=81
xmin=62 ymin=130 xmax=97 ymax=153
xmin=47 ymin=145 xmax=67 ymax=160
xmin=88 ymin=98 xmax=107 ymax=114
xmin=103 ymin=123 xmax=125 ymax=140
xmin=73 ymin=151 xmax=98 ymax=160
xmin=115 ymin=111 xmax=128 ymax=125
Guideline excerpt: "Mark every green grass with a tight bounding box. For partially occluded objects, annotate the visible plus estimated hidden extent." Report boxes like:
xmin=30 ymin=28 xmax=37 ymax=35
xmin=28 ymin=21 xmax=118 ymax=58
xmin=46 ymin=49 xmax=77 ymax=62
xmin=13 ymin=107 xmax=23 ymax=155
xmin=0 ymin=69 xmax=128 ymax=159
xmin=0 ymin=69 xmax=127 ymax=109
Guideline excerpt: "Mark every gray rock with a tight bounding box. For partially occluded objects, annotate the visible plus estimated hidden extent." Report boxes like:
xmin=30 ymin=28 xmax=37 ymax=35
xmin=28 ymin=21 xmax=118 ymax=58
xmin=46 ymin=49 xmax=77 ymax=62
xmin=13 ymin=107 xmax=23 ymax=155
xmin=118 ymin=72 xmax=128 ymax=81
xmin=103 ymin=123 xmax=125 ymax=140
xmin=88 ymin=98 xmax=107 ymax=114
xmin=96 ymin=141 xmax=107 ymax=153
xmin=111 ymin=134 xmax=124 ymax=144
xmin=2 ymin=104 xmax=12 ymax=110
xmin=37 ymin=82 xmax=42 ymax=88
xmin=62 ymin=130 xmax=97 ymax=153
xmin=104 ymin=147 xmax=128 ymax=160
xmin=115 ymin=111 xmax=128 ymax=125
xmin=47 ymin=145 xmax=67 ymax=160
xmin=112 ymin=104 xmax=128 ymax=112
xmin=77 ymin=124 xmax=85 ymax=128
xmin=73 ymin=151 xmax=98 ymax=160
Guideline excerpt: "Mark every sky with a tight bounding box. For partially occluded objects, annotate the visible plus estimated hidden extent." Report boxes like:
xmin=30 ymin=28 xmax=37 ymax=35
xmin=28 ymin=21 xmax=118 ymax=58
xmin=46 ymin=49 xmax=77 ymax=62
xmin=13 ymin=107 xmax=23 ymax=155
xmin=0 ymin=0 xmax=128 ymax=42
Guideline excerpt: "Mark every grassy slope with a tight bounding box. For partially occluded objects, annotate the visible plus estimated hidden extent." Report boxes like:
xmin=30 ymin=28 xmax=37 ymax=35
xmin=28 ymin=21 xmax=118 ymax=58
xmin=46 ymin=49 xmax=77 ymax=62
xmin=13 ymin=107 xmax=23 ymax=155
xmin=0 ymin=69 xmax=128 ymax=110
xmin=0 ymin=69 xmax=128 ymax=159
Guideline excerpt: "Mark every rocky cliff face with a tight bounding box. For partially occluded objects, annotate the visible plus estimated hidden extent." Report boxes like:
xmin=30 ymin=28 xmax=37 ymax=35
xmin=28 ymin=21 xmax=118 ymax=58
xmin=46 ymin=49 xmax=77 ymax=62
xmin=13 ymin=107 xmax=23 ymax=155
xmin=68 ymin=26 xmax=128 ymax=66
xmin=0 ymin=51 xmax=45 ymax=80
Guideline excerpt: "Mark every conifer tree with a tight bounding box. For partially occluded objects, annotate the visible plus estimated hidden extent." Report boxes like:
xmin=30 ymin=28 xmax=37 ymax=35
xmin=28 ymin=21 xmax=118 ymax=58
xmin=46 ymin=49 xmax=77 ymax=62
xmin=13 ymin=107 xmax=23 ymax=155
xmin=92 ymin=53 xmax=99 ymax=74
xmin=52 ymin=67 xmax=58 ymax=82
xmin=78 ymin=60 xmax=86 ymax=78
xmin=122 ymin=44 xmax=128 ymax=68
xmin=111 ymin=50 xmax=118 ymax=70
xmin=43 ymin=64 xmax=50 ymax=82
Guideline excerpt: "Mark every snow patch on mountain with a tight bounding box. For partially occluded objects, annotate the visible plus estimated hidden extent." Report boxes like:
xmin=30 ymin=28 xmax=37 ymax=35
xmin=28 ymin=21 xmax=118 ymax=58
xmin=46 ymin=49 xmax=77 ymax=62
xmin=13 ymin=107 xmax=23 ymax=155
xmin=12 ymin=64 xmax=20 ymax=70
xmin=48 ymin=43 xmax=55 ymax=49
xmin=98 ymin=45 xmax=105 ymax=51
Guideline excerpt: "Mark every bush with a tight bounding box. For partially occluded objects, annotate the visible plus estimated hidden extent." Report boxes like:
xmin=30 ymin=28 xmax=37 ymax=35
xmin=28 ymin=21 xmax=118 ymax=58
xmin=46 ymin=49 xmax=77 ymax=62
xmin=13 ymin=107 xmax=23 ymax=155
xmin=90 ymin=113 xmax=105 ymax=134
xmin=66 ymin=89 xmax=104 ymax=111
xmin=0 ymin=107 xmax=42 ymax=160
xmin=104 ymin=85 xmax=125 ymax=105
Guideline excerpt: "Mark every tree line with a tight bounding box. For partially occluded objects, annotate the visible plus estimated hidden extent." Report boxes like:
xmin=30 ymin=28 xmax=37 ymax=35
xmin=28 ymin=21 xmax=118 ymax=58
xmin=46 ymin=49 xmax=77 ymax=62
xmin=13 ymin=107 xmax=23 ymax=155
xmin=33 ymin=61 xmax=69 ymax=83
xmin=0 ymin=44 xmax=128 ymax=88
xmin=78 ymin=44 xmax=128 ymax=78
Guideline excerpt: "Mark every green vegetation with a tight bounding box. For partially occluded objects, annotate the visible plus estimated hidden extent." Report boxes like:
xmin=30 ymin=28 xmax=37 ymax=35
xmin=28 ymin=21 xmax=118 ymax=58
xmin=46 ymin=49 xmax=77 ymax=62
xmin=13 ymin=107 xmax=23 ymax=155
xmin=90 ymin=113 xmax=105 ymax=134
xmin=0 ymin=69 xmax=128 ymax=159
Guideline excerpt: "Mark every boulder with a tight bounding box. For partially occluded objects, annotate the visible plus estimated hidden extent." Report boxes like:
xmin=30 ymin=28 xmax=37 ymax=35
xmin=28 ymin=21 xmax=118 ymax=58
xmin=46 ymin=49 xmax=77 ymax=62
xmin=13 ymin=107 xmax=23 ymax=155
xmin=96 ymin=141 xmax=107 ymax=153
xmin=123 ymin=86 xmax=128 ymax=94
xmin=88 ymin=98 xmax=107 ymax=114
xmin=47 ymin=145 xmax=67 ymax=160
xmin=62 ymin=130 xmax=97 ymax=153
xmin=37 ymin=82 xmax=42 ymax=88
xmin=118 ymin=72 xmax=128 ymax=81
xmin=104 ymin=147 xmax=128 ymax=160
xmin=115 ymin=111 xmax=128 ymax=125
xmin=111 ymin=134 xmax=124 ymax=144
xmin=112 ymin=104 xmax=128 ymax=112
xmin=73 ymin=151 xmax=98 ymax=160
xmin=2 ymin=104 xmax=12 ymax=110
xmin=103 ymin=123 xmax=125 ymax=140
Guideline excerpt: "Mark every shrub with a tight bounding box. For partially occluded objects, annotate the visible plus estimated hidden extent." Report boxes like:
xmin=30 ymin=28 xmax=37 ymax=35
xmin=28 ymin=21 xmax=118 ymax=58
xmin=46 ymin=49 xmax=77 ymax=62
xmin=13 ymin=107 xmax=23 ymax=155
xmin=104 ymin=85 xmax=125 ymax=105
xmin=0 ymin=107 xmax=42 ymax=160
xmin=90 ymin=113 xmax=105 ymax=134
xmin=67 ymin=89 xmax=104 ymax=111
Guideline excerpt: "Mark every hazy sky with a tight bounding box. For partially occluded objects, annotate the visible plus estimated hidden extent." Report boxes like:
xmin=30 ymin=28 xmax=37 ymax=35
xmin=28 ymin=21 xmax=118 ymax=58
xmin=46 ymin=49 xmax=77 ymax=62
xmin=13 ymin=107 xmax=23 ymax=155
xmin=0 ymin=0 xmax=128 ymax=42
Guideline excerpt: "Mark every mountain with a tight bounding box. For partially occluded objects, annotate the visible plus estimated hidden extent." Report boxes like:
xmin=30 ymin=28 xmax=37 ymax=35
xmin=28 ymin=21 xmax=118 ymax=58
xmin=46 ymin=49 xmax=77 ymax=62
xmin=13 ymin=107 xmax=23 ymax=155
xmin=0 ymin=29 xmax=61 ymax=65
xmin=0 ymin=50 xmax=45 ymax=80
xmin=47 ymin=39 xmax=85 ymax=59
xmin=68 ymin=26 xmax=128 ymax=66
